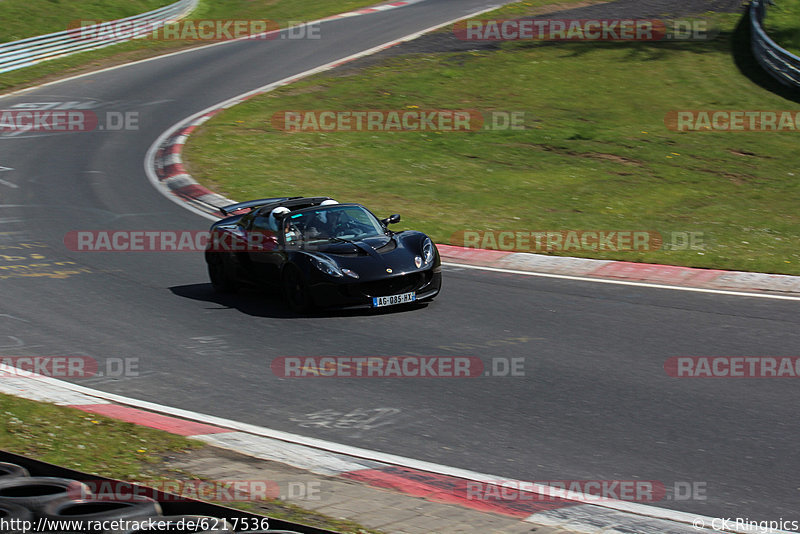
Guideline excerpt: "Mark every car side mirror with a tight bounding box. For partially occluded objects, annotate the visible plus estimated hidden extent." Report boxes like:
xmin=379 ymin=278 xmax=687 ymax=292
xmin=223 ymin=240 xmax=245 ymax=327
xmin=381 ymin=214 xmax=401 ymax=225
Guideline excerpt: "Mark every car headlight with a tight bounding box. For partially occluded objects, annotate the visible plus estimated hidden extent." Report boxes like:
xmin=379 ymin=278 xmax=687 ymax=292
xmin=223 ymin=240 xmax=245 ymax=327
xmin=309 ymin=254 xmax=343 ymax=277
xmin=422 ymin=237 xmax=435 ymax=265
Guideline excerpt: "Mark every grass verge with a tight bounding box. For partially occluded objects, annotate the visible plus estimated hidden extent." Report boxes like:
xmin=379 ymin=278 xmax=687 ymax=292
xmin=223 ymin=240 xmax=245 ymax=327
xmin=0 ymin=0 xmax=381 ymax=94
xmin=0 ymin=392 xmax=380 ymax=533
xmin=470 ymin=0 xmax=610 ymax=18
xmin=182 ymin=9 xmax=800 ymax=275
xmin=0 ymin=392 xmax=197 ymax=480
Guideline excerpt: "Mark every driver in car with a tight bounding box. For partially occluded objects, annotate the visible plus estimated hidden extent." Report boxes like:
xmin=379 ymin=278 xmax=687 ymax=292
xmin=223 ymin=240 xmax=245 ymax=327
xmin=305 ymin=200 xmax=340 ymax=240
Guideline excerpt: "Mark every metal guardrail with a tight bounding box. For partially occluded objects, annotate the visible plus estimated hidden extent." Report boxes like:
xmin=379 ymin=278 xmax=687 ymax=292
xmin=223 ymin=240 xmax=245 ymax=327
xmin=0 ymin=0 xmax=197 ymax=74
xmin=751 ymin=0 xmax=800 ymax=88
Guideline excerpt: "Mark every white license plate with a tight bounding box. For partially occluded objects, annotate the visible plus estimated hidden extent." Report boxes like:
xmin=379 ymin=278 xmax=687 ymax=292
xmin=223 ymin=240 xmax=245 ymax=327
xmin=372 ymin=292 xmax=416 ymax=308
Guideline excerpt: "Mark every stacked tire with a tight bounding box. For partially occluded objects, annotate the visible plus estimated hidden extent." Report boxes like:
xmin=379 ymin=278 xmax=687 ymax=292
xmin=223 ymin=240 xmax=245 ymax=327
xmin=0 ymin=464 xmax=275 ymax=534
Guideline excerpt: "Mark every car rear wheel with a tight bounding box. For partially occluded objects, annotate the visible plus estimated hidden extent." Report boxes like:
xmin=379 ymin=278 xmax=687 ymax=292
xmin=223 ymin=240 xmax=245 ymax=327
xmin=282 ymin=266 xmax=313 ymax=313
xmin=206 ymin=252 xmax=238 ymax=293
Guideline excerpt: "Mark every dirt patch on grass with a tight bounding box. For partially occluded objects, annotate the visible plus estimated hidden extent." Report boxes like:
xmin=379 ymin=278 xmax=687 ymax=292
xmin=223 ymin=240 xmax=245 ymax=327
xmin=728 ymin=149 xmax=759 ymax=157
xmin=585 ymin=152 xmax=642 ymax=165
xmin=504 ymin=142 xmax=643 ymax=165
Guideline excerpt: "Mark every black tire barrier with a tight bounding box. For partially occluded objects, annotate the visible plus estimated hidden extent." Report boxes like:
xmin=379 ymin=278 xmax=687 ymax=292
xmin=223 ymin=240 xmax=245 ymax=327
xmin=41 ymin=496 xmax=162 ymax=530
xmin=0 ymin=451 xmax=335 ymax=534
xmin=0 ymin=464 xmax=28 ymax=480
xmin=0 ymin=478 xmax=91 ymax=514
xmin=112 ymin=515 xmax=234 ymax=534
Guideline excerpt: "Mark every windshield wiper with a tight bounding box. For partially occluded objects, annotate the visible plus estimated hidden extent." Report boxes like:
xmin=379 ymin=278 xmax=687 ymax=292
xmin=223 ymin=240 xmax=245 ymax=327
xmin=328 ymin=236 xmax=359 ymax=246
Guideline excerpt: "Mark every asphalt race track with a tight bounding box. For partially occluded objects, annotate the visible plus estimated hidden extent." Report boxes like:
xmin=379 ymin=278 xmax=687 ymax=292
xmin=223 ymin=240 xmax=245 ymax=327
xmin=1 ymin=0 xmax=798 ymax=523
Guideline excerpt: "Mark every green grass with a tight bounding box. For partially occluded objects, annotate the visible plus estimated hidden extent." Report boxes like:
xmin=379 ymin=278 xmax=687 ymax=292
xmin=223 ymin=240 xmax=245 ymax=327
xmin=0 ymin=392 xmax=197 ymax=480
xmin=761 ymin=0 xmax=800 ymax=55
xmin=0 ymin=0 xmax=174 ymax=43
xmin=183 ymin=12 xmax=800 ymax=275
xmin=0 ymin=0 xmax=382 ymax=93
xmin=479 ymin=0 xmax=610 ymax=18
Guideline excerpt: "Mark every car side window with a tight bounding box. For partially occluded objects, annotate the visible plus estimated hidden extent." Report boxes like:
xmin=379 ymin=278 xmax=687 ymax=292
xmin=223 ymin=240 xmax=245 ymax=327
xmin=247 ymin=213 xmax=279 ymax=250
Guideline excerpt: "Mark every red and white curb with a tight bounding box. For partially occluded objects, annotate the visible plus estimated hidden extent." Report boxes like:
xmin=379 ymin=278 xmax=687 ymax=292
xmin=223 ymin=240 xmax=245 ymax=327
xmin=438 ymin=245 xmax=800 ymax=300
xmin=0 ymin=362 xmax=770 ymax=534
xmin=319 ymin=0 xmax=426 ymax=20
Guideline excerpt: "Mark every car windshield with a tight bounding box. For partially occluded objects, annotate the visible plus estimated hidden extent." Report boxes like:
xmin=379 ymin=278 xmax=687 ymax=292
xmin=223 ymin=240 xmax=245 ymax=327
xmin=283 ymin=205 xmax=385 ymax=244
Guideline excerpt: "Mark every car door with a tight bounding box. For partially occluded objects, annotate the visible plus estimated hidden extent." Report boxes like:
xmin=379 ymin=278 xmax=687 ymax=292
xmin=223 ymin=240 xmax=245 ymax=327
xmin=245 ymin=211 xmax=282 ymax=285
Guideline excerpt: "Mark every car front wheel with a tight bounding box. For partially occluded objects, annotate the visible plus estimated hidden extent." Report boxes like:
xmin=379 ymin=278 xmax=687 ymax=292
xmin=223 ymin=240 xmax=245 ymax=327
xmin=282 ymin=266 xmax=313 ymax=313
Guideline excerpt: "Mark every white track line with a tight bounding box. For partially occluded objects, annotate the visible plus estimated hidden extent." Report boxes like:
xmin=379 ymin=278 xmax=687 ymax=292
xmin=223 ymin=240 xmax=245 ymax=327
xmin=0 ymin=362 xmax=767 ymax=533
xmin=443 ymin=262 xmax=800 ymax=301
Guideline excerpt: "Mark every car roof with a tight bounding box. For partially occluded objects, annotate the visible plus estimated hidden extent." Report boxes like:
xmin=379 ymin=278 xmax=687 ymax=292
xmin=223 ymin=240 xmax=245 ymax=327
xmin=253 ymin=200 xmax=372 ymax=219
xmin=282 ymin=202 xmax=364 ymax=216
xmin=221 ymin=196 xmax=336 ymax=217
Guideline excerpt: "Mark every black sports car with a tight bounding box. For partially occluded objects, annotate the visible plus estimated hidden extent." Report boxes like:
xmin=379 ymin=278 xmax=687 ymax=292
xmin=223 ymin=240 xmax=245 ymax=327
xmin=205 ymin=196 xmax=441 ymax=312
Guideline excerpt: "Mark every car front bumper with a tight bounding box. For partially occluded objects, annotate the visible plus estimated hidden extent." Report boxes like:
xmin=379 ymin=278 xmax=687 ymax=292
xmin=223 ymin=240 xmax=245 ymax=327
xmin=309 ymin=268 xmax=442 ymax=309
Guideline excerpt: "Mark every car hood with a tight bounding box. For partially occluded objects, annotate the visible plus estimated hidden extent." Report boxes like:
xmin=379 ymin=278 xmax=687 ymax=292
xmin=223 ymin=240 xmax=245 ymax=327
xmin=305 ymin=235 xmax=390 ymax=255
xmin=300 ymin=234 xmax=431 ymax=280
